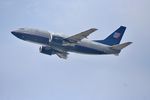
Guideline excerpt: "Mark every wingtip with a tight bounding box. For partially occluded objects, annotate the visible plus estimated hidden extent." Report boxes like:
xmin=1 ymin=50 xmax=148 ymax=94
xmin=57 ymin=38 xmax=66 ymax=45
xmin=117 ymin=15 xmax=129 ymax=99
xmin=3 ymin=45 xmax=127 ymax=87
xmin=120 ymin=26 xmax=126 ymax=28
xmin=128 ymin=42 xmax=133 ymax=45
xmin=92 ymin=28 xmax=98 ymax=31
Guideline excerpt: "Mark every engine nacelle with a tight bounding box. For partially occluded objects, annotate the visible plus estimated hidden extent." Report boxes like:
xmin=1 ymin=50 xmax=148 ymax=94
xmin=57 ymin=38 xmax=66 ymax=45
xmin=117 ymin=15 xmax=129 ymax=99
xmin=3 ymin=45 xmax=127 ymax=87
xmin=39 ymin=46 xmax=55 ymax=55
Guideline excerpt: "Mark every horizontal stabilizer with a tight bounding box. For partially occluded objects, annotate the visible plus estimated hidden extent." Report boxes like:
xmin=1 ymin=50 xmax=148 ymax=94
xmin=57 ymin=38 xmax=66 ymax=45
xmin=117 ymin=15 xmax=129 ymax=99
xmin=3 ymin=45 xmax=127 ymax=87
xmin=110 ymin=42 xmax=132 ymax=50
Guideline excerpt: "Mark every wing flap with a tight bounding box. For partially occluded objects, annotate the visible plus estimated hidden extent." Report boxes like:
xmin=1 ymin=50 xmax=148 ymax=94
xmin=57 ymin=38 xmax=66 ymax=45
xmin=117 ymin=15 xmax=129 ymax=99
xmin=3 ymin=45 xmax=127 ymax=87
xmin=56 ymin=52 xmax=68 ymax=59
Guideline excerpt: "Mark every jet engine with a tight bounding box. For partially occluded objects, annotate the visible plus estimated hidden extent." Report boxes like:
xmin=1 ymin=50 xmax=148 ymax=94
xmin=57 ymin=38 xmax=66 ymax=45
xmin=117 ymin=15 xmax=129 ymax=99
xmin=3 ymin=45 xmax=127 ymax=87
xmin=39 ymin=46 xmax=55 ymax=55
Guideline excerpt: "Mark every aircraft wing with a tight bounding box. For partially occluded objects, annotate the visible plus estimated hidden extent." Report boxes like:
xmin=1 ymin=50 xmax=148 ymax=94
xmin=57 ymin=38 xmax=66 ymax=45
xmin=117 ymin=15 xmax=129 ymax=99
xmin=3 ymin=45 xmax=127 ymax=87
xmin=56 ymin=52 xmax=69 ymax=59
xmin=65 ymin=28 xmax=98 ymax=43
xmin=50 ymin=46 xmax=69 ymax=59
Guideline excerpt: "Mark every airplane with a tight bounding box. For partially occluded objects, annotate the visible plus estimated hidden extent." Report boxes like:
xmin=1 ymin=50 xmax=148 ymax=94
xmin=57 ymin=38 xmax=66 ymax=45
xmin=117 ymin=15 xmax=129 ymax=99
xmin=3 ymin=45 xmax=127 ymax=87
xmin=11 ymin=26 xmax=132 ymax=59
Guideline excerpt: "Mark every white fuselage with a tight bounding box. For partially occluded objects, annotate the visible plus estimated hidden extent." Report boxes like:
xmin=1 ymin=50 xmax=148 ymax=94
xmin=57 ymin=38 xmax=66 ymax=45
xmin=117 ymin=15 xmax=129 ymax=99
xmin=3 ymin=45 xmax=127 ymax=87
xmin=11 ymin=28 xmax=117 ymax=55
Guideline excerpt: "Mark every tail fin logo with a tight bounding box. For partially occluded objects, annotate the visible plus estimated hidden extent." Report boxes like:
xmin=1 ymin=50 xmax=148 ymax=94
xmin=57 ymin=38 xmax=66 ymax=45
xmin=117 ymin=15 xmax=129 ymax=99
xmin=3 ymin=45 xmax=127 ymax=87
xmin=113 ymin=32 xmax=121 ymax=39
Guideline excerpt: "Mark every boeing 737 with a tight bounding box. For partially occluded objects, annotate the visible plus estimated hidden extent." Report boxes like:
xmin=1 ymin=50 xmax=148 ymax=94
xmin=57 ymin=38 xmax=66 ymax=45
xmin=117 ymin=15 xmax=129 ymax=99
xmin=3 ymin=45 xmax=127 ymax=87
xmin=11 ymin=26 xmax=132 ymax=59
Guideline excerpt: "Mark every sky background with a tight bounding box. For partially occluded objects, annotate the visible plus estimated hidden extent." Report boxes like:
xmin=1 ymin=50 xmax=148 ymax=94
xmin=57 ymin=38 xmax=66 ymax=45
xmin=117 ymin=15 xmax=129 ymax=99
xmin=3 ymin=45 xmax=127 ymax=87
xmin=0 ymin=0 xmax=150 ymax=100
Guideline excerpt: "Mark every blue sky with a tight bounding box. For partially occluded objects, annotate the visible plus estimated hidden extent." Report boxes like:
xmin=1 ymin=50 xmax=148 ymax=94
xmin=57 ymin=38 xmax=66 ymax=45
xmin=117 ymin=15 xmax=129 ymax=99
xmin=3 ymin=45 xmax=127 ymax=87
xmin=0 ymin=0 xmax=150 ymax=100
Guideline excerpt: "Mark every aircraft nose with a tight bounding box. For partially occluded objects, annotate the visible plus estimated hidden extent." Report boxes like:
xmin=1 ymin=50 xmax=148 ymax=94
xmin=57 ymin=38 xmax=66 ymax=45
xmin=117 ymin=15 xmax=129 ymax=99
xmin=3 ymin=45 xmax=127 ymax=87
xmin=11 ymin=30 xmax=22 ymax=37
xmin=11 ymin=29 xmax=26 ymax=40
xmin=11 ymin=30 xmax=23 ymax=39
xmin=11 ymin=31 xmax=16 ymax=35
xmin=11 ymin=30 xmax=18 ymax=36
